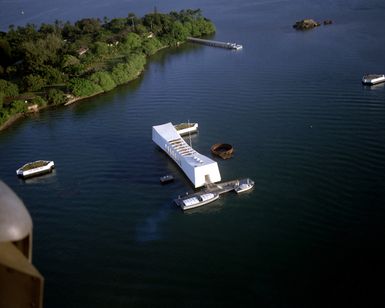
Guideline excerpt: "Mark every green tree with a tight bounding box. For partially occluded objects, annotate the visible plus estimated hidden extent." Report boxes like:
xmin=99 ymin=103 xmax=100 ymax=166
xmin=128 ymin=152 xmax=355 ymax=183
xmin=38 ymin=65 xmax=67 ymax=84
xmin=171 ymin=21 xmax=189 ymax=41
xmin=24 ymin=74 xmax=46 ymax=91
xmin=142 ymin=37 xmax=163 ymax=56
xmin=10 ymin=100 xmax=27 ymax=113
xmin=93 ymin=41 xmax=109 ymax=57
xmin=0 ymin=39 xmax=12 ymax=67
xmin=62 ymin=21 xmax=80 ymax=39
xmin=108 ymin=18 xmax=128 ymax=33
xmin=111 ymin=63 xmax=130 ymax=85
xmin=0 ymin=92 xmax=4 ymax=108
xmin=75 ymin=18 xmax=101 ymax=34
xmin=39 ymin=23 xmax=57 ymax=35
xmin=122 ymin=33 xmax=142 ymax=50
xmin=89 ymin=71 xmax=116 ymax=92
xmin=61 ymin=54 xmax=80 ymax=68
xmin=47 ymin=88 xmax=66 ymax=105
xmin=31 ymin=95 xmax=47 ymax=107
xmin=22 ymin=33 xmax=63 ymax=70
xmin=0 ymin=79 xmax=19 ymax=97
xmin=69 ymin=78 xmax=102 ymax=96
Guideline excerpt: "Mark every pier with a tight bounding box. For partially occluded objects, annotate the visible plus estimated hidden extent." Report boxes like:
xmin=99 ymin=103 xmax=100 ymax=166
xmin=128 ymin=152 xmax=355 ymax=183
xmin=187 ymin=37 xmax=243 ymax=50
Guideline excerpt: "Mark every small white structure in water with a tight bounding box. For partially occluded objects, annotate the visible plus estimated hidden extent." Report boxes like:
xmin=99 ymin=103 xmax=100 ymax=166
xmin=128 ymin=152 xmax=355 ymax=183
xmin=174 ymin=122 xmax=198 ymax=136
xmin=16 ymin=160 xmax=55 ymax=179
xmin=362 ymin=74 xmax=385 ymax=85
xmin=152 ymin=122 xmax=221 ymax=188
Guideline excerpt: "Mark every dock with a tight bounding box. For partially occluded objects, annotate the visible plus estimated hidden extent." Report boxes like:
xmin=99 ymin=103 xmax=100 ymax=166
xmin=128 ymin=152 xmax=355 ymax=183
xmin=187 ymin=37 xmax=243 ymax=50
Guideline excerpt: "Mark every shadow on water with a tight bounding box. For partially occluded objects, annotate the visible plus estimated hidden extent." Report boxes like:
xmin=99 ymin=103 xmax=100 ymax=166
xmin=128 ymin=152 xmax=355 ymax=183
xmin=134 ymin=203 xmax=172 ymax=243
xmin=362 ymin=83 xmax=385 ymax=91
xmin=18 ymin=170 xmax=58 ymax=185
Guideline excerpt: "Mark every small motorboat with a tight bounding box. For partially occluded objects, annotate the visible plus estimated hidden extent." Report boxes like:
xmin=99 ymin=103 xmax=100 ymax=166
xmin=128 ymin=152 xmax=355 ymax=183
xmin=160 ymin=174 xmax=174 ymax=184
xmin=174 ymin=192 xmax=219 ymax=211
xmin=362 ymin=74 xmax=385 ymax=85
xmin=234 ymin=178 xmax=254 ymax=194
xmin=211 ymin=143 xmax=233 ymax=159
xmin=16 ymin=160 xmax=55 ymax=179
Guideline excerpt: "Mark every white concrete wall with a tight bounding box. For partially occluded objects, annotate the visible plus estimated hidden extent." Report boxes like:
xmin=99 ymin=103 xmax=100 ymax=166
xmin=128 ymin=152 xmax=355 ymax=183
xmin=152 ymin=123 xmax=221 ymax=188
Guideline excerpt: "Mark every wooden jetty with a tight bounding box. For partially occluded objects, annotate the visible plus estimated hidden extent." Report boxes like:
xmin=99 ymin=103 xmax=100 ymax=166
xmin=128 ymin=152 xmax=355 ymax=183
xmin=187 ymin=37 xmax=243 ymax=50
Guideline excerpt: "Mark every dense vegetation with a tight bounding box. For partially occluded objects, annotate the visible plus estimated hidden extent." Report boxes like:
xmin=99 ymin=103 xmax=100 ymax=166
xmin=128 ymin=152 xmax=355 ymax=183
xmin=0 ymin=9 xmax=215 ymax=127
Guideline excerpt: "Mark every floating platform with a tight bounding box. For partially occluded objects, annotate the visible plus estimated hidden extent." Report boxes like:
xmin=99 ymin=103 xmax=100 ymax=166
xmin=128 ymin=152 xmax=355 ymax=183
xmin=187 ymin=37 xmax=243 ymax=50
xmin=16 ymin=160 xmax=55 ymax=179
xmin=152 ymin=122 xmax=221 ymax=188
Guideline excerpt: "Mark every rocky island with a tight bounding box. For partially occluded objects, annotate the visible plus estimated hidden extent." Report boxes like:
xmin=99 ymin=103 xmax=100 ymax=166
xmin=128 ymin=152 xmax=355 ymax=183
xmin=293 ymin=18 xmax=333 ymax=30
xmin=293 ymin=19 xmax=321 ymax=30
xmin=0 ymin=9 xmax=215 ymax=130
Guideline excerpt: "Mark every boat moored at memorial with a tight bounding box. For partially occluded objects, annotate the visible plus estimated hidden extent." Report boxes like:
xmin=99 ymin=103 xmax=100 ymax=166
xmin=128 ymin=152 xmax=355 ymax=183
xmin=234 ymin=178 xmax=254 ymax=194
xmin=174 ymin=192 xmax=219 ymax=211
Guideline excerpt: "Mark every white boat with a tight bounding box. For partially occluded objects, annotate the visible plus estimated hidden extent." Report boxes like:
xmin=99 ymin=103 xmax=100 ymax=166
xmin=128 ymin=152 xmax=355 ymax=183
xmin=231 ymin=43 xmax=243 ymax=50
xmin=234 ymin=178 xmax=254 ymax=194
xmin=16 ymin=160 xmax=55 ymax=178
xmin=174 ymin=122 xmax=198 ymax=136
xmin=175 ymin=192 xmax=219 ymax=211
xmin=362 ymin=74 xmax=385 ymax=85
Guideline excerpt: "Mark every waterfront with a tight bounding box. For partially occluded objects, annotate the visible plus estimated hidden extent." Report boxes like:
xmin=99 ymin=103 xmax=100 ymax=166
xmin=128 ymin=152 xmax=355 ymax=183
xmin=1 ymin=0 xmax=385 ymax=307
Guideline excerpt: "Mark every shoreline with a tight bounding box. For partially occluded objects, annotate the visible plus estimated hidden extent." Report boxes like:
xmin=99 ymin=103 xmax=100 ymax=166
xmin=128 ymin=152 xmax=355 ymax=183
xmin=0 ymin=46 xmax=167 ymax=132
xmin=0 ymin=113 xmax=25 ymax=131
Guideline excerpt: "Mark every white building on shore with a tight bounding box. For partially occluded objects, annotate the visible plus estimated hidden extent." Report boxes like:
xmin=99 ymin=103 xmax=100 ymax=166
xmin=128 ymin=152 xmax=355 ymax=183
xmin=152 ymin=122 xmax=221 ymax=188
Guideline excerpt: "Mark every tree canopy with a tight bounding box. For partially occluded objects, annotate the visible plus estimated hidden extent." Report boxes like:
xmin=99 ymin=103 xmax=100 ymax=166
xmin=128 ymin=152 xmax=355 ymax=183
xmin=0 ymin=9 xmax=216 ymax=127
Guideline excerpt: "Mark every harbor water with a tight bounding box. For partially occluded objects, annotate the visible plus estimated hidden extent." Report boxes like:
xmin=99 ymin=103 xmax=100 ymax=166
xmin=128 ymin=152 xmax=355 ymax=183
xmin=0 ymin=0 xmax=385 ymax=307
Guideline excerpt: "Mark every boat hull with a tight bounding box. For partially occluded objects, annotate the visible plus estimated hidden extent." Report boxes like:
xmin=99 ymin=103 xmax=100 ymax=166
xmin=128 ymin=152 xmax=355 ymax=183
xmin=16 ymin=161 xmax=55 ymax=179
xmin=235 ymin=185 xmax=253 ymax=194
xmin=175 ymin=193 xmax=219 ymax=211
xmin=234 ymin=179 xmax=254 ymax=194
xmin=362 ymin=75 xmax=385 ymax=85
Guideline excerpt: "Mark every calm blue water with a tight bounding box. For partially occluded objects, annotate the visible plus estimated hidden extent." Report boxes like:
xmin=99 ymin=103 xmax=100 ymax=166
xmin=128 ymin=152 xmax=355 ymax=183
xmin=1 ymin=0 xmax=385 ymax=307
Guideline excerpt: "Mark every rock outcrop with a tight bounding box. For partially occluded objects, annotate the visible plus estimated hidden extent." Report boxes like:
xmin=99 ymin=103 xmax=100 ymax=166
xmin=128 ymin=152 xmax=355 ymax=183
xmin=293 ymin=19 xmax=321 ymax=30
